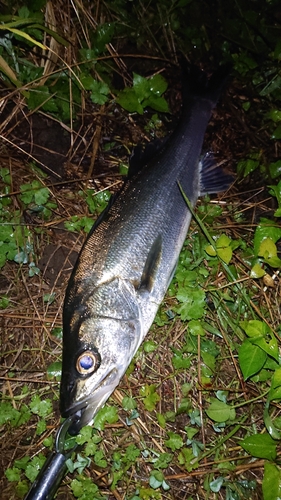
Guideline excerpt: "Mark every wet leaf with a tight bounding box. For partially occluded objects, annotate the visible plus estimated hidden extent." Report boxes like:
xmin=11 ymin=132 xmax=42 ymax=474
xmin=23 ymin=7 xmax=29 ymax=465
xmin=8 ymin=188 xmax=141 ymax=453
xmin=262 ymin=462 xmax=281 ymax=500
xmin=122 ymin=396 xmax=137 ymax=411
xmin=254 ymin=220 xmax=281 ymax=256
xmin=46 ymin=361 xmax=62 ymax=380
xmin=250 ymin=263 xmax=265 ymax=278
xmin=149 ymin=470 xmax=164 ymax=489
xmin=153 ymin=453 xmax=173 ymax=469
xmin=268 ymin=367 xmax=281 ymax=402
xmin=5 ymin=467 xmax=21 ymax=482
xmin=25 ymin=455 xmax=46 ymax=482
xmin=29 ymin=395 xmax=52 ymax=418
xmin=240 ymin=433 xmax=277 ymax=460
xmin=238 ymin=341 xmax=267 ymax=379
xmin=205 ymin=398 xmax=236 ymax=423
xmin=210 ymin=476 xmax=224 ymax=492
xmin=140 ymin=384 xmax=160 ymax=411
xmin=165 ymin=431 xmax=184 ymax=451
xmin=93 ymin=406 xmax=118 ymax=431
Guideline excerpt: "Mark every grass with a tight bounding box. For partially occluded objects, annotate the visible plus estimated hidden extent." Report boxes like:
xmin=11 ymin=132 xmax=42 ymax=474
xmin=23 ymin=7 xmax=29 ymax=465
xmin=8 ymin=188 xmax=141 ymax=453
xmin=1 ymin=0 xmax=281 ymax=499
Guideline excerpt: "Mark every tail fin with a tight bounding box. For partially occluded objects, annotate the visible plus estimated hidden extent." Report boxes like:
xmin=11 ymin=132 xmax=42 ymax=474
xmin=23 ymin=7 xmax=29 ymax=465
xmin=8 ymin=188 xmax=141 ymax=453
xmin=181 ymin=62 xmax=232 ymax=108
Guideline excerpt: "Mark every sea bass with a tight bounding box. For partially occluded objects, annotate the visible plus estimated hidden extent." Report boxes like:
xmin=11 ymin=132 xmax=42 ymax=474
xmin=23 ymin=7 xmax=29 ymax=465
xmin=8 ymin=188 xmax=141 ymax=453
xmin=60 ymin=65 xmax=232 ymax=435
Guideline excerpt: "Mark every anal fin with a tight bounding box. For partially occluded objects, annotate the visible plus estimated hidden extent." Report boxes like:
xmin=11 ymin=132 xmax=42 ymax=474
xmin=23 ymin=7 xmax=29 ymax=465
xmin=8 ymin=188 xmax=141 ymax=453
xmin=199 ymin=152 xmax=234 ymax=196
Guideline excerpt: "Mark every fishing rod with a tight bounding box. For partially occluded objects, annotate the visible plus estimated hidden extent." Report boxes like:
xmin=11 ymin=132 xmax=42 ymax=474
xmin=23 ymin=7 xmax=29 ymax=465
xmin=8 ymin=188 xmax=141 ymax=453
xmin=24 ymin=415 xmax=78 ymax=500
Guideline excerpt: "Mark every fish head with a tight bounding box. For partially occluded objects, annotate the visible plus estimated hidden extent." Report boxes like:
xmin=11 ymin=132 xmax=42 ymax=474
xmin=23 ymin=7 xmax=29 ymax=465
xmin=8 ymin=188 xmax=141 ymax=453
xmin=60 ymin=278 xmax=142 ymax=435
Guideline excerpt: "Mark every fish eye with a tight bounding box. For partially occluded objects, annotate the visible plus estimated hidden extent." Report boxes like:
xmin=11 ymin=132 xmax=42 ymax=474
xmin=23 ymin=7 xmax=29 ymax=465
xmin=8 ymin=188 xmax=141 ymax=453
xmin=76 ymin=350 xmax=99 ymax=375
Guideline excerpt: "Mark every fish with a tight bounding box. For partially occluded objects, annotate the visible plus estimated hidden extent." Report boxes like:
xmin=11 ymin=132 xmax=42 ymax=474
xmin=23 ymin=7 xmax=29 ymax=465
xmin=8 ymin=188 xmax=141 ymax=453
xmin=60 ymin=64 xmax=233 ymax=435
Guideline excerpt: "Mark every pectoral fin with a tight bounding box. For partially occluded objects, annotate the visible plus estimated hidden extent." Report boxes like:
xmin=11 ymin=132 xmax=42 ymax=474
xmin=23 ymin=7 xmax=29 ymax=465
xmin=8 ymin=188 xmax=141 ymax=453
xmin=139 ymin=235 xmax=162 ymax=293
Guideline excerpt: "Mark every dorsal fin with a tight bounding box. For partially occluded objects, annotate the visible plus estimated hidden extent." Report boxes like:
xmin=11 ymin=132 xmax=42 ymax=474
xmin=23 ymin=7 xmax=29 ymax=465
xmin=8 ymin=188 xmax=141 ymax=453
xmin=139 ymin=235 xmax=162 ymax=293
xmin=128 ymin=136 xmax=169 ymax=179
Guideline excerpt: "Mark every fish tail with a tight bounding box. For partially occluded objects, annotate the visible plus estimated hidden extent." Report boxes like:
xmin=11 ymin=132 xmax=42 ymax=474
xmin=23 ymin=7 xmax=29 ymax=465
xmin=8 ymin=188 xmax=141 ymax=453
xmin=181 ymin=62 xmax=232 ymax=108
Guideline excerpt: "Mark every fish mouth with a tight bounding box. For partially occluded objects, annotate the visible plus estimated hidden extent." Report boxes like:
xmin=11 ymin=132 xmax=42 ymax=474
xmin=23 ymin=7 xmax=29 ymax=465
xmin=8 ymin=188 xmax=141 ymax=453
xmin=63 ymin=368 xmax=118 ymax=435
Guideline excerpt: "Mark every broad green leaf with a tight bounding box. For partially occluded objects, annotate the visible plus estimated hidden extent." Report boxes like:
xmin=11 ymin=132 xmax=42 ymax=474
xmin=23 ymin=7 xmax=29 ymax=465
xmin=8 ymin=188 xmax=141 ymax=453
xmin=0 ymin=295 xmax=9 ymax=308
xmin=14 ymin=457 xmax=30 ymax=470
xmin=125 ymin=444 xmax=141 ymax=463
xmin=188 ymin=320 xmax=205 ymax=336
xmin=84 ymin=440 xmax=98 ymax=456
xmin=15 ymin=481 xmax=29 ymax=498
xmin=143 ymin=340 xmax=157 ymax=353
xmin=205 ymin=398 xmax=236 ymax=423
xmin=266 ymin=109 xmax=281 ymax=122
xmin=240 ymin=433 xmax=277 ymax=460
xmin=94 ymin=449 xmax=107 ymax=468
xmin=262 ymin=462 xmax=281 ymax=500
xmin=51 ymin=327 xmax=63 ymax=340
xmin=210 ymin=476 xmax=224 ymax=493
xmin=264 ymin=406 xmax=281 ymax=441
xmin=269 ymin=161 xmax=281 ymax=180
xmin=269 ymin=180 xmax=281 ymax=205
xmin=28 ymin=87 xmax=58 ymax=113
xmin=268 ymin=367 xmax=281 ymax=402
xmin=71 ymin=477 xmax=101 ymax=498
xmin=36 ymin=419 xmax=46 ymax=435
xmin=25 ymin=455 xmax=46 ymax=482
xmin=46 ymin=361 xmax=62 ymax=380
xmin=237 ymin=157 xmax=260 ymax=177
xmin=5 ymin=467 xmax=21 ymax=482
xmin=122 ymin=396 xmax=137 ymax=411
xmin=216 ymin=234 xmax=232 ymax=263
xmin=240 ymin=319 xmax=266 ymax=338
xmin=272 ymin=124 xmax=281 ymax=139
xmin=260 ymin=75 xmax=281 ymax=97
xmin=217 ymin=234 xmax=231 ymax=247
xmin=216 ymin=390 xmax=228 ymax=403
xmin=140 ymin=384 xmax=160 ymax=411
xmin=157 ymin=413 xmax=166 ymax=428
xmin=149 ymin=470 xmax=164 ymax=489
xmin=171 ymin=349 xmax=191 ymax=369
xmin=66 ymin=453 xmax=91 ymax=474
xmin=92 ymin=22 xmax=115 ymax=54
xmin=205 ymin=244 xmax=217 ymax=256
xmin=238 ymin=340 xmax=267 ymax=379
xmin=240 ymin=320 xmax=278 ymax=361
xmin=176 ymin=287 xmax=206 ymax=320
xmin=116 ymin=88 xmax=143 ymax=114
xmin=90 ymin=81 xmax=110 ymax=105
xmin=133 ymin=73 xmax=150 ymax=98
xmin=153 ymin=453 xmax=173 ymax=469
xmin=254 ymin=220 xmax=281 ymax=256
xmin=185 ymin=427 xmax=199 ymax=440
xmin=258 ymin=238 xmax=281 ymax=267
xmin=93 ymin=406 xmax=118 ymax=431
xmin=139 ymin=488 xmax=161 ymax=500
xmin=165 ymin=431 xmax=184 ymax=451
xmin=143 ymin=95 xmax=170 ymax=113
xmin=201 ymin=339 xmax=220 ymax=357
xmin=252 ymin=335 xmax=278 ymax=362
xmin=34 ymin=187 xmax=49 ymax=205
xmin=201 ymin=351 xmax=216 ymax=371
xmin=148 ymin=74 xmax=168 ymax=95
xmin=178 ymin=447 xmax=194 ymax=471
xmin=250 ymin=262 xmax=266 ymax=278
xmin=29 ymin=395 xmax=52 ymax=418
xmin=75 ymin=426 xmax=93 ymax=445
